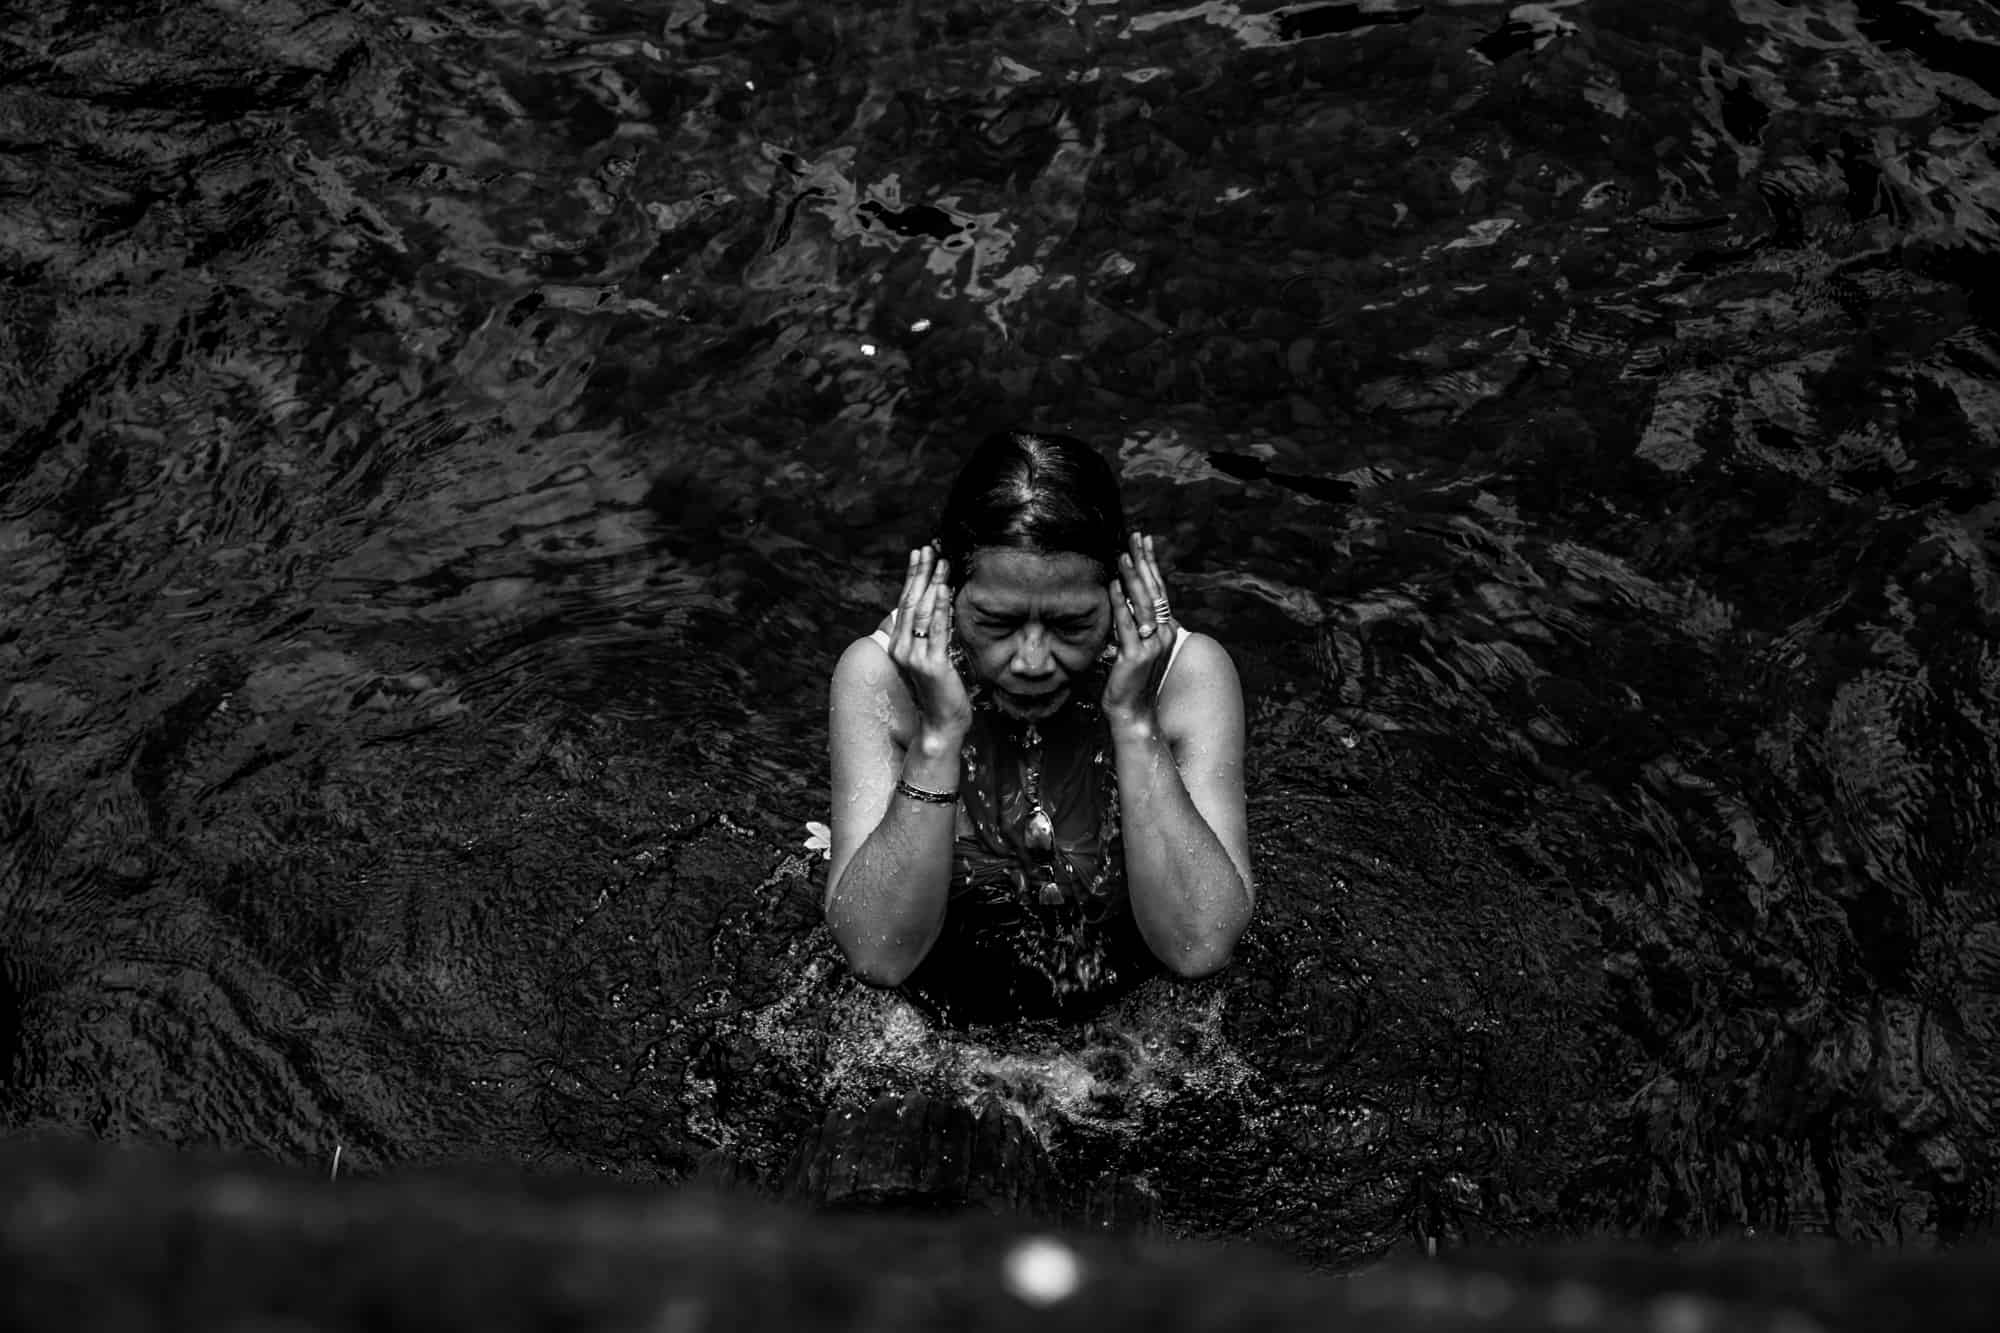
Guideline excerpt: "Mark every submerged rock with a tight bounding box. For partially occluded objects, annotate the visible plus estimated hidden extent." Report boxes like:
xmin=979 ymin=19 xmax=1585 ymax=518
xmin=783 ymin=1091 xmax=1057 ymax=1220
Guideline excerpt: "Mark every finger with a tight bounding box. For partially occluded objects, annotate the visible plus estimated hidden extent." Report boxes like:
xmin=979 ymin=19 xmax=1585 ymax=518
xmin=1139 ymin=537 xmax=1178 ymax=635
xmin=895 ymin=552 xmax=931 ymax=652
xmin=891 ymin=547 xmax=926 ymax=654
xmin=897 ymin=545 xmax=925 ymax=606
xmin=921 ymin=558 xmax=951 ymax=655
xmin=1118 ymin=552 xmax=1158 ymax=640
xmin=1108 ymin=577 xmax=1140 ymax=651
xmin=1135 ymin=533 xmax=1166 ymax=602
xmin=1118 ymin=547 xmax=1144 ymax=600
xmin=892 ymin=544 xmax=916 ymax=600
xmin=910 ymin=558 xmax=942 ymax=648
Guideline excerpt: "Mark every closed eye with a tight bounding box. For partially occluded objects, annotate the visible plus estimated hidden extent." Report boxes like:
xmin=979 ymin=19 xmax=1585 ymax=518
xmin=973 ymin=614 xmax=1098 ymax=633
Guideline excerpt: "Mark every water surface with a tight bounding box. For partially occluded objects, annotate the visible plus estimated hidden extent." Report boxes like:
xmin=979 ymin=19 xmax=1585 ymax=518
xmin=3 ymin=0 xmax=2000 ymax=1267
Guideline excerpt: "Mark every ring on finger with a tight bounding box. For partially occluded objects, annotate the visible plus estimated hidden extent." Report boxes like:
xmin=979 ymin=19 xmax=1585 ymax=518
xmin=1151 ymin=596 xmax=1172 ymax=622
xmin=1137 ymin=622 xmax=1157 ymax=640
xmin=912 ymin=627 xmax=930 ymax=639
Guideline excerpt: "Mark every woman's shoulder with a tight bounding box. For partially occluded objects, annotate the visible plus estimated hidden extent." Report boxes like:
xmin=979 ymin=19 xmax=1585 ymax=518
xmin=834 ymin=609 xmax=899 ymax=661
xmin=831 ymin=617 xmax=917 ymax=732
xmin=1157 ymin=629 xmax=1242 ymax=732
xmin=1165 ymin=626 xmax=1231 ymax=678
xmin=835 ymin=618 xmax=897 ymax=678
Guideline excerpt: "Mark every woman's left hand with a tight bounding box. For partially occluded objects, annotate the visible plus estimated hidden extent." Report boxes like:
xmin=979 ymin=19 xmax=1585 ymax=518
xmin=1101 ymin=531 xmax=1178 ymax=729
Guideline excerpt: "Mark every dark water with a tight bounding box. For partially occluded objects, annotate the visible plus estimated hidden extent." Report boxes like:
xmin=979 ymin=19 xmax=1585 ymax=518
xmin=3 ymin=0 xmax=2000 ymax=1271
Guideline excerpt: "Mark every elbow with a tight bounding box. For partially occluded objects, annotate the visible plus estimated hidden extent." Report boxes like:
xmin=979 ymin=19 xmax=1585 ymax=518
xmin=824 ymin=867 xmax=943 ymax=988
xmin=1164 ymin=942 xmax=1235 ymax=980
xmin=845 ymin=952 xmax=918 ymax=989
xmin=1160 ymin=912 xmax=1251 ymax=979
xmin=828 ymin=925 xmax=927 ymax=988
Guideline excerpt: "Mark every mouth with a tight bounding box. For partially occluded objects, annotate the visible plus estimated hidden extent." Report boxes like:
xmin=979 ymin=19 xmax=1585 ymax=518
xmin=998 ymin=686 xmax=1065 ymax=710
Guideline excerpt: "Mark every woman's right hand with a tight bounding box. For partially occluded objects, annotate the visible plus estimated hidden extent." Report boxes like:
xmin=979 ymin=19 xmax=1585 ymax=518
xmin=889 ymin=544 xmax=973 ymax=738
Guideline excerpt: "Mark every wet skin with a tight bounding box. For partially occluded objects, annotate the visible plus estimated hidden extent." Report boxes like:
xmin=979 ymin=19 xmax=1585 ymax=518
xmin=952 ymin=550 xmax=1111 ymax=722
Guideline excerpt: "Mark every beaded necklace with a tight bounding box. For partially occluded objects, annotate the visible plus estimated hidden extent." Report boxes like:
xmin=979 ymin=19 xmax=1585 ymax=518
xmin=952 ymin=634 xmax=1121 ymax=909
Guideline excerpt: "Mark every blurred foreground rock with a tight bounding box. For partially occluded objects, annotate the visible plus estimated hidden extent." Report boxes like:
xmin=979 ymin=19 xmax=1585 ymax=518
xmin=2 ymin=1136 xmax=1997 ymax=1333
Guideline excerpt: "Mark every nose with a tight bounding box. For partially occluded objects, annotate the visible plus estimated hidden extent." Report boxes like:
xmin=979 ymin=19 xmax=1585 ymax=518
xmin=1008 ymin=629 xmax=1057 ymax=679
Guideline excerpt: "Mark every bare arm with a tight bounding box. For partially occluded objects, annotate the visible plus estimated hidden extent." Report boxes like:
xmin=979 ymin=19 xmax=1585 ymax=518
xmin=823 ymin=546 xmax=974 ymax=986
xmin=822 ymin=634 xmax=964 ymax=985
xmin=1114 ymin=632 xmax=1255 ymax=977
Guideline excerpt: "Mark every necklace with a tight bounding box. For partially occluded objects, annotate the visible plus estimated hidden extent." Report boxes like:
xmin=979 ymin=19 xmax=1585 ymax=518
xmin=1020 ymin=723 xmax=1064 ymax=904
xmin=1021 ymin=724 xmax=1056 ymax=852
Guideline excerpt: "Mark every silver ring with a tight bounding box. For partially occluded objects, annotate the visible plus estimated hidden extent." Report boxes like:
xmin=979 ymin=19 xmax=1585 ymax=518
xmin=912 ymin=628 xmax=930 ymax=639
xmin=1137 ymin=622 xmax=1157 ymax=640
xmin=1152 ymin=597 xmax=1173 ymax=622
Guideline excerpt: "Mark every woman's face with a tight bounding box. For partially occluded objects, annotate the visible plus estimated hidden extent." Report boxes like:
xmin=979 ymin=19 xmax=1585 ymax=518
xmin=952 ymin=547 xmax=1111 ymax=721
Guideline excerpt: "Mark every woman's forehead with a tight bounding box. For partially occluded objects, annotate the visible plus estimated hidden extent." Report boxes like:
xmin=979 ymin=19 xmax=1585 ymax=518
xmin=961 ymin=548 xmax=1105 ymax=610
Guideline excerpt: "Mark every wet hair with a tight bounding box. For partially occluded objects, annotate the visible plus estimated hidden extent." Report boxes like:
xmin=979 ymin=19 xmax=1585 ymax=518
xmin=934 ymin=430 xmax=1126 ymax=587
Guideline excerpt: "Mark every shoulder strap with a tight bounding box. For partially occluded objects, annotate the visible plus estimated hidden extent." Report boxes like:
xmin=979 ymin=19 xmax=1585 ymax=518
xmin=867 ymin=607 xmax=897 ymax=652
xmin=1160 ymin=622 xmax=1193 ymax=681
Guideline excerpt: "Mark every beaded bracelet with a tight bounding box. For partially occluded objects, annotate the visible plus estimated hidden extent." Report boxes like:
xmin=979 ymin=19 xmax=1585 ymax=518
xmin=895 ymin=778 xmax=958 ymax=805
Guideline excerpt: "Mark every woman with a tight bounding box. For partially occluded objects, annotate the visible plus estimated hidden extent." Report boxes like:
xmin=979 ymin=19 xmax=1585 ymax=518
xmin=823 ymin=430 xmax=1253 ymax=1026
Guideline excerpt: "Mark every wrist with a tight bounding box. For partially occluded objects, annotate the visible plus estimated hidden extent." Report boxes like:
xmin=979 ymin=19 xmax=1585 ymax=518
xmin=913 ymin=722 xmax=968 ymax=759
xmin=1105 ymin=707 xmax=1161 ymax=745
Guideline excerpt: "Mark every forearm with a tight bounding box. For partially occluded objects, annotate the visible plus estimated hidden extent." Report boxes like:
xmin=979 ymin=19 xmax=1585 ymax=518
xmin=1111 ymin=715 xmax=1251 ymax=976
xmin=823 ymin=726 xmax=964 ymax=986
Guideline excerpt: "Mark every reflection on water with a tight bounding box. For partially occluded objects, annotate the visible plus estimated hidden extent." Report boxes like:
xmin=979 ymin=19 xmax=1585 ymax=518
xmin=3 ymin=0 xmax=2000 ymax=1268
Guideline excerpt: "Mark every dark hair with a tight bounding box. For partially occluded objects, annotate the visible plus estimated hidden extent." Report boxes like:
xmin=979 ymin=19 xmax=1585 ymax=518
xmin=934 ymin=431 xmax=1125 ymax=586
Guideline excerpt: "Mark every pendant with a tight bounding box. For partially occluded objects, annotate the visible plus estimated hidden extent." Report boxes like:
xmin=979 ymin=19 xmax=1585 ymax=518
xmin=1039 ymin=879 xmax=1066 ymax=906
xmin=1025 ymin=805 xmax=1055 ymax=853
